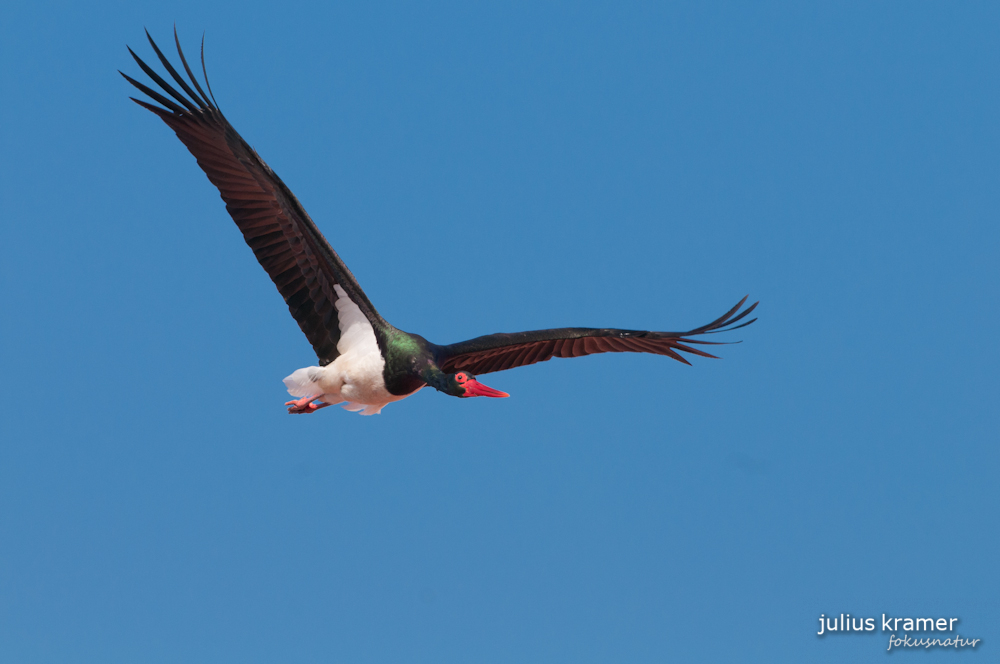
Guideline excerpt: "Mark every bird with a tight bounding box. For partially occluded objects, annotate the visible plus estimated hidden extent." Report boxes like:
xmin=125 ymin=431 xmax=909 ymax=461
xmin=121 ymin=29 xmax=758 ymax=416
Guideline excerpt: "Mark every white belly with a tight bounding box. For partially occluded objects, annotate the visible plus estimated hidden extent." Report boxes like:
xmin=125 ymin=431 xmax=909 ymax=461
xmin=284 ymin=354 xmax=420 ymax=416
xmin=282 ymin=284 xmax=422 ymax=416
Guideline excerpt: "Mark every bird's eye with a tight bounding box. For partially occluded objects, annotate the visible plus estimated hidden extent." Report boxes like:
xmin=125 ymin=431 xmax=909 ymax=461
xmin=456 ymin=373 xmax=467 ymax=383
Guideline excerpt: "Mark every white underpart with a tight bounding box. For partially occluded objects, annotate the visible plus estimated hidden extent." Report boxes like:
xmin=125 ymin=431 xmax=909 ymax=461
xmin=283 ymin=284 xmax=421 ymax=415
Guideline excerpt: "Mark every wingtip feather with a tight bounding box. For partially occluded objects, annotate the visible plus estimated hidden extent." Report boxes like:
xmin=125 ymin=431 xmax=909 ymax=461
xmin=173 ymin=25 xmax=216 ymax=111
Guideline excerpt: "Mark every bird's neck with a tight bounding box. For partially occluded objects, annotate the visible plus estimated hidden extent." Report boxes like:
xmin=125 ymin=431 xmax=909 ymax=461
xmin=419 ymin=366 xmax=456 ymax=395
xmin=380 ymin=329 xmax=441 ymax=396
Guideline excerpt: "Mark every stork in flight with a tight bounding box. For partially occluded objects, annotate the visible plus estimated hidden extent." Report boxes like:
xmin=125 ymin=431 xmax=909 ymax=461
xmin=121 ymin=29 xmax=757 ymax=416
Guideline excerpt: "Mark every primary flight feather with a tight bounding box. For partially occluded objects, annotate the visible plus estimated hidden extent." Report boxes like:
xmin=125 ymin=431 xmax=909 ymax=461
xmin=122 ymin=29 xmax=757 ymax=416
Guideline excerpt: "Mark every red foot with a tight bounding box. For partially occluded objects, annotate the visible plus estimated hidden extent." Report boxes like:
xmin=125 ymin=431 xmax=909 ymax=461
xmin=285 ymin=396 xmax=331 ymax=414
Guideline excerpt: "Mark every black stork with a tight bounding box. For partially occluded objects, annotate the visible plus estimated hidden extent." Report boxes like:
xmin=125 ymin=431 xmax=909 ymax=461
xmin=121 ymin=30 xmax=758 ymax=416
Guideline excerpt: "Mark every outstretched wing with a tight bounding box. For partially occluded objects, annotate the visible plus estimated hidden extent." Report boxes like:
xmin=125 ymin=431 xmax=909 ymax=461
xmin=437 ymin=297 xmax=757 ymax=375
xmin=121 ymin=29 xmax=386 ymax=366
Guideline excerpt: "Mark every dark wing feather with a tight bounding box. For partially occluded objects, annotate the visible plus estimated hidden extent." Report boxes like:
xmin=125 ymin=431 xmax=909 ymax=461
xmin=437 ymin=297 xmax=757 ymax=375
xmin=122 ymin=29 xmax=386 ymax=365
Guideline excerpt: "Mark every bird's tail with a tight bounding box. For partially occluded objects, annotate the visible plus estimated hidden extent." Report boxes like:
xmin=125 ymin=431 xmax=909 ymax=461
xmin=283 ymin=367 xmax=324 ymax=398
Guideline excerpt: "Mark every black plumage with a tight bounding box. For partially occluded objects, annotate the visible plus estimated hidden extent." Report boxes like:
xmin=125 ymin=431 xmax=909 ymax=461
xmin=122 ymin=29 xmax=388 ymax=367
xmin=436 ymin=297 xmax=756 ymax=375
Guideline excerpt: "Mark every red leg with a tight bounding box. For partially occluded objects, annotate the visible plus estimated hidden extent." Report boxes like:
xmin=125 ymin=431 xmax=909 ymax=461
xmin=285 ymin=396 xmax=331 ymax=414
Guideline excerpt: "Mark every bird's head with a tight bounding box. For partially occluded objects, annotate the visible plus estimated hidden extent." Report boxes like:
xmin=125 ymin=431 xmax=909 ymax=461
xmin=448 ymin=370 xmax=509 ymax=399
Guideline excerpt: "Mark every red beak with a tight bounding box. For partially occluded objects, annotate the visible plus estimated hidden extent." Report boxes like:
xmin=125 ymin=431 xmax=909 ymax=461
xmin=463 ymin=379 xmax=509 ymax=398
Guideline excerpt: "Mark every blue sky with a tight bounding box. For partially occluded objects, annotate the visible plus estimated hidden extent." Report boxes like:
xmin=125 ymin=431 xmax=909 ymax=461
xmin=2 ymin=1 xmax=998 ymax=662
